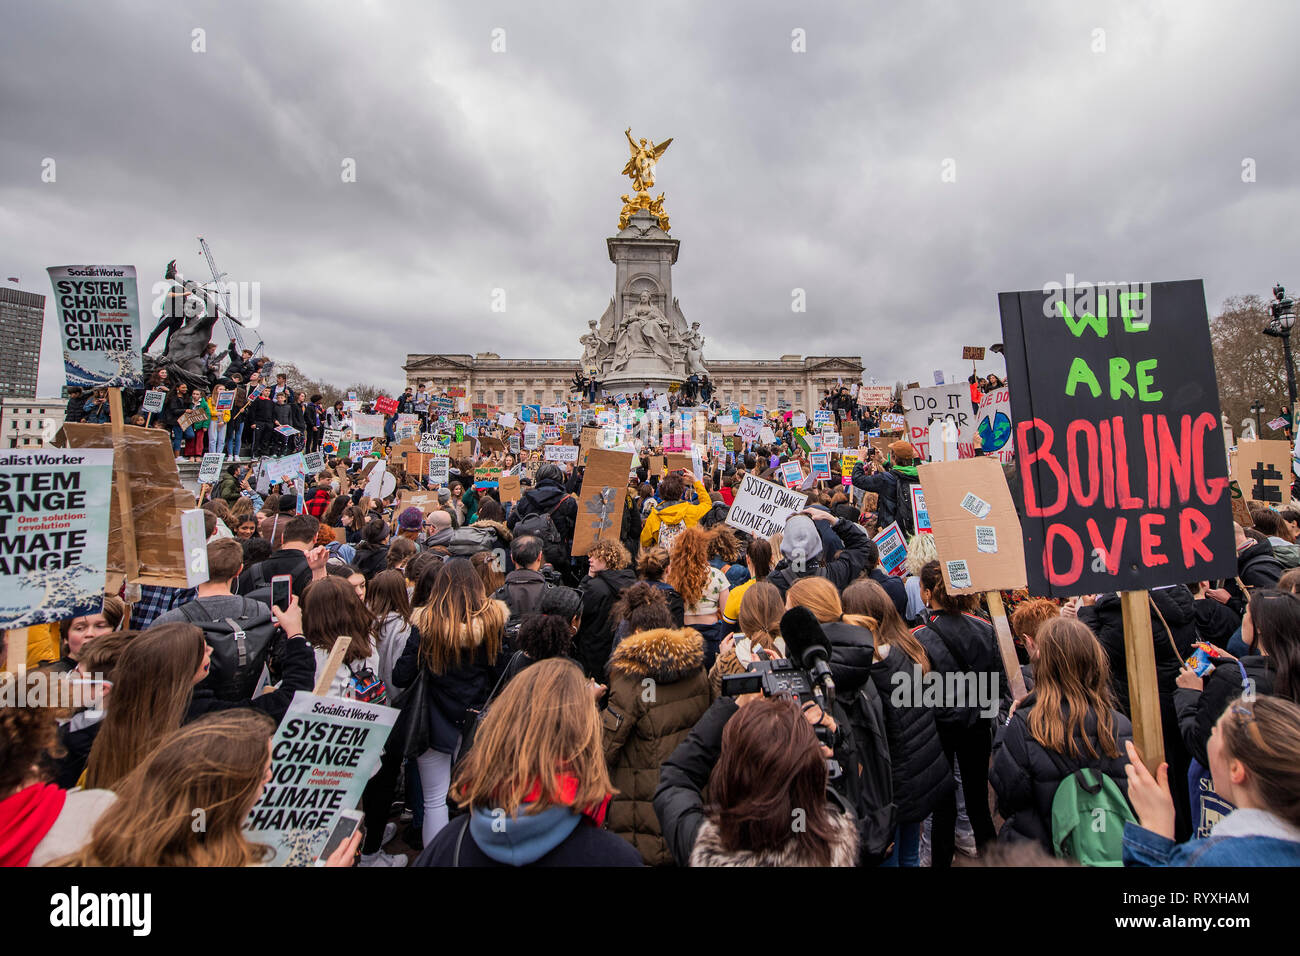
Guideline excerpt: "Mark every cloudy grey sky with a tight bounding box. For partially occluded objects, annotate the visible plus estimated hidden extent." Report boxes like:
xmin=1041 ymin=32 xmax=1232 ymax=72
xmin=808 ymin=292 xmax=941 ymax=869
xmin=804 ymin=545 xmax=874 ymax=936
xmin=3 ymin=0 xmax=1297 ymax=396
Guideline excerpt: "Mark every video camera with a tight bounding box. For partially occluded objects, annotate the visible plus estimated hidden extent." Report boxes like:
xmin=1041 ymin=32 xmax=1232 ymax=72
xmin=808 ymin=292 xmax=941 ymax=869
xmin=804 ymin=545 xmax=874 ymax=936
xmin=719 ymin=606 xmax=841 ymax=777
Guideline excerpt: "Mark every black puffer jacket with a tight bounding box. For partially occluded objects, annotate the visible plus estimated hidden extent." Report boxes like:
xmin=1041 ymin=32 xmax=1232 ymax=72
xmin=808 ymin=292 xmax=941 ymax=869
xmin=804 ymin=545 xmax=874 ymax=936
xmin=989 ymin=698 xmax=1133 ymax=851
xmin=1079 ymin=586 xmax=1198 ymax=707
xmin=1175 ymin=655 xmax=1275 ymax=768
xmin=824 ymin=619 xmax=876 ymax=696
xmin=575 ymin=568 xmax=638 ymax=680
xmin=913 ymin=610 xmax=1010 ymax=729
xmin=870 ymin=646 xmax=954 ymax=823
xmin=506 ymin=480 xmax=578 ymax=548
xmin=1192 ymin=596 xmax=1241 ymax=650
xmin=850 ymin=464 xmax=921 ymax=536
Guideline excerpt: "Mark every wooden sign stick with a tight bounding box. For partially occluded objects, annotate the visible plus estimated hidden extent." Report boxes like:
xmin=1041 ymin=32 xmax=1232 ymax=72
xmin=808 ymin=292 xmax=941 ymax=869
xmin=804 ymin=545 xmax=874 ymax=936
xmin=985 ymin=591 xmax=1028 ymax=701
xmin=313 ymin=635 xmax=352 ymax=696
xmin=108 ymin=388 xmax=142 ymax=604
xmin=1120 ymin=589 xmax=1164 ymax=772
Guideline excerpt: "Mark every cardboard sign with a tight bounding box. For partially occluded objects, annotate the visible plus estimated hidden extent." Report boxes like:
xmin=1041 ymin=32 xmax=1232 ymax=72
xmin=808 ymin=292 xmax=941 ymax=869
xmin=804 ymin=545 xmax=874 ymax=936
xmin=918 ymin=457 xmax=1028 ymax=592
xmin=910 ymin=483 xmax=932 ymax=534
xmin=216 ymin=391 xmax=235 ymax=412
xmin=374 ymin=395 xmax=399 ymax=416
xmin=198 ymin=452 xmax=225 ymax=485
xmin=857 ymin=386 xmax=893 ymax=407
xmin=48 ymin=264 xmax=144 ymax=388
xmin=0 ymin=448 xmax=114 ymax=628
xmin=975 ymin=386 xmax=1014 ymax=463
xmin=962 ymin=346 xmax=986 ymax=361
xmin=544 ymin=444 xmax=580 ymax=464
xmin=473 ymin=465 xmax=502 ymax=489
xmin=245 ymin=690 xmax=398 ymax=866
xmin=141 ymin=389 xmax=167 ymax=414
xmin=321 ymin=428 xmax=342 ymax=456
xmin=873 ymin=522 xmax=908 ymax=576
xmin=571 ymin=449 xmax=634 ymax=556
xmin=999 ymin=279 xmax=1235 ymax=596
xmin=351 ymin=412 xmax=385 ymax=439
xmin=180 ymin=508 xmax=209 ymax=587
xmin=781 ymin=460 xmax=805 ymax=489
xmin=813 ymin=410 xmax=834 ymax=427
xmin=902 ymin=384 xmax=973 ymax=460
xmin=725 ymin=473 xmax=808 ymax=539
xmin=498 ymin=474 xmax=522 ymax=503
xmin=578 ymin=425 xmax=604 ymax=465
xmin=880 ymin=412 xmax=905 ymax=430
xmin=809 ymin=452 xmax=831 ymax=480
xmin=303 ymin=451 xmax=325 ymax=475
xmin=1233 ymin=439 xmax=1291 ymax=509
xmin=448 ymin=440 xmax=473 ymax=461
xmin=428 ymin=455 xmax=449 ymax=487
xmin=841 ymin=421 xmax=860 ymax=448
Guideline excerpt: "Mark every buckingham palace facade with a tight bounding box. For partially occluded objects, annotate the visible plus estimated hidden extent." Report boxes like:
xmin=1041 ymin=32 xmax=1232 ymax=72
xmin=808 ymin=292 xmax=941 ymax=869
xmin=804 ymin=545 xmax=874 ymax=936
xmin=401 ymin=353 xmax=865 ymax=413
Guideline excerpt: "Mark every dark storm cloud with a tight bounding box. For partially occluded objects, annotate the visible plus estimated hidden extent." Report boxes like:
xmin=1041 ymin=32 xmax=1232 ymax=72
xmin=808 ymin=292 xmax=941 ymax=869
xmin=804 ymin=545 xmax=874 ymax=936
xmin=2 ymin=0 xmax=1297 ymax=394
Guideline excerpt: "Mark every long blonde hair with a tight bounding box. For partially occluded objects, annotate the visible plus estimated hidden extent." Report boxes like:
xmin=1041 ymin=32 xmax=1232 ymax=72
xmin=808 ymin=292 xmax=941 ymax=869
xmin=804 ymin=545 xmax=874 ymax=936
xmin=842 ymin=579 xmax=930 ymax=672
xmin=55 ymin=711 xmax=275 ymax=867
xmin=1026 ymin=618 xmax=1119 ymax=760
xmin=450 ymin=658 xmax=613 ymax=815
xmin=737 ymin=581 xmax=783 ymax=651
xmin=786 ymin=577 xmax=875 ymax=630
xmin=411 ymin=558 xmax=505 ymax=674
xmin=83 ymin=623 xmax=205 ymax=791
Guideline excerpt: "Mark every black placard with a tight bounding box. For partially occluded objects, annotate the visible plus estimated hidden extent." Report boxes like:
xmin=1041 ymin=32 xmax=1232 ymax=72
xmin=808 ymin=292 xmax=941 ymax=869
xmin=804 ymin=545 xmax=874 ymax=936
xmin=998 ymin=279 xmax=1235 ymax=596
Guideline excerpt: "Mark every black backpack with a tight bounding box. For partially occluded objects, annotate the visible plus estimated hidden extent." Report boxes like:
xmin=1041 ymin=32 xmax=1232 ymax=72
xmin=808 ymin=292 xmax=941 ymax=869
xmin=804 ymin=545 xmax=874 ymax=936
xmin=833 ymin=680 xmax=897 ymax=866
xmin=513 ymin=494 xmax=571 ymax=567
xmin=178 ymin=596 xmax=279 ymax=701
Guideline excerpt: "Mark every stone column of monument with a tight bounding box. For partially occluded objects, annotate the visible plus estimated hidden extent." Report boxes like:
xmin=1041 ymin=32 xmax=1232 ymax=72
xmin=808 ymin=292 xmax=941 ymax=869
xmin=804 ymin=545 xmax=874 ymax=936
xmin=583 ymin=129 xmax=707 ymax=397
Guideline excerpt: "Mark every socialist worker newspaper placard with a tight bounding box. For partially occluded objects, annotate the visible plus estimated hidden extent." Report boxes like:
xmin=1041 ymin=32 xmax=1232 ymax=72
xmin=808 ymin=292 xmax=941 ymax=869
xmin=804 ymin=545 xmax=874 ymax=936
xmin=245 ymin=691 xmax=397 ymax=866
xmin=47 ymin=264 xmax=144 ymax=388
xmin=998 ymin=279 xmax=1235 ymax=596
xmin=0 ymin=448 xmax=114 ymax=628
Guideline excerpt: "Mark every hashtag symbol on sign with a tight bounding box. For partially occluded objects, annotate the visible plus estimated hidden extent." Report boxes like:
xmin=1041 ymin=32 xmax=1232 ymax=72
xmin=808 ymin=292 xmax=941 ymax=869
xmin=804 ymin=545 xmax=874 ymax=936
xmin=1251 ymin=462 xmax=1284 ymax=504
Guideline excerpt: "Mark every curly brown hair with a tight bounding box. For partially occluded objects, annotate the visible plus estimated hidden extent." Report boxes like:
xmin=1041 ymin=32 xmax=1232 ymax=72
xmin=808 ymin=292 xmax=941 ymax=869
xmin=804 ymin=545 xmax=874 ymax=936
xmin=0 ymin=675 xmax=65 ymax=796
xmin=667 ymin=525 xmax=712 ymax=606
xmin=588 ymin=539 xmax=630 ymax=571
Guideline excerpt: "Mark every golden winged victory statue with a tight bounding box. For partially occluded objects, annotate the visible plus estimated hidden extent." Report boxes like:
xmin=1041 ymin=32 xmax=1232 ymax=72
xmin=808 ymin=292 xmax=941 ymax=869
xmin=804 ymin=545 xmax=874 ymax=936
xmin=619 ymin=128 xmax=672 ymax=231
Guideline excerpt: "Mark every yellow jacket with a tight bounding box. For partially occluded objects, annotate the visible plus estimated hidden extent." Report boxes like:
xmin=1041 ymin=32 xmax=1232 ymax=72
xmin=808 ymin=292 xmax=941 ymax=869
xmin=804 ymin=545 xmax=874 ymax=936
xmin=641 ymin=479 xmax=713 ymax=547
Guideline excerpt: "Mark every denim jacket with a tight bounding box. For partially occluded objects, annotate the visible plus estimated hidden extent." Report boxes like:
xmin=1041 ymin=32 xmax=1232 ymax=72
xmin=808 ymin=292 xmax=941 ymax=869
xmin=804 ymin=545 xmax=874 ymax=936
xmin=1123 ymin=809 xmax=1300 ymax=866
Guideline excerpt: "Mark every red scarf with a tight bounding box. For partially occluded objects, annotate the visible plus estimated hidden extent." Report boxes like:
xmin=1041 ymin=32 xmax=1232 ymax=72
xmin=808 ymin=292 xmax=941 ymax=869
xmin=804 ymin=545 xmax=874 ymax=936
xmin=0 ymin=783 xmax=68 ymax=867
xmin=521 ymin=775 xmax=611 ymax=827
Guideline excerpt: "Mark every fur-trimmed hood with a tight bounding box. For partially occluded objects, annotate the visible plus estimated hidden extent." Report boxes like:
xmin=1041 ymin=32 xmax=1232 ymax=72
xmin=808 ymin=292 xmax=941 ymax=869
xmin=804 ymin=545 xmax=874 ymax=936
xmin=472 ymin=519 xmax=512 ymax=542
xmin=688 ymin=810 xmax=859 ymax=867
xmin=608 ymin=627 xmax=705 ymax=683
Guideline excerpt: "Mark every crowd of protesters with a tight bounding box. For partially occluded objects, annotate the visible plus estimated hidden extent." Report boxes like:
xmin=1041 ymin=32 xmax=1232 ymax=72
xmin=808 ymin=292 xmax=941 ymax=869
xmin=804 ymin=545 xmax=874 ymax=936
xmin=6 ymin=365 xmax=1300 ymax=870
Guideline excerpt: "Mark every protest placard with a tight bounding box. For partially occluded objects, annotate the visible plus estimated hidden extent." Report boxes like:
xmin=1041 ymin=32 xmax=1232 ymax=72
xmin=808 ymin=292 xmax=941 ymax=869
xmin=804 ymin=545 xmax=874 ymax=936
xmin=428 ymin=455 xmax=449 ymax=487
xmin=47 ymin=265 xmax=143 ymax=388
xmin=572 ymin=449 xmax=634 ymax=556
xmin=198 ymin=452 xmax=225 ymax=485
xmin=781 ymin=460 xmax=805 ymax=489
xmin=498 ymin=474 xmax=521 ymax=503
xmin=0 ymin=448 xmax=114 ymax=628
xmin=578 ymin=425 xmax=604 ymax=465
xmin=544 ymin=444 xmax=580 ymax=464
xmin=302 ymin=451 xmax=324 ymax=475
xmin=809 ymin=452 xmax=830 ymax=480
xmin=999 ymin=279 xmax=1235 ymax=596
xmin=909 ymin=483 xmax=932 ymax=533
xmin=813 ymin=410 xmax=833 ymax=427
xmin=473 ymin=465 xmax=502 ymax=489
xmin=1233 ymin=439 xmax=1291 ymax=509
xmin=725 ymin=473 xmax=808 ymax=539
xmin=179 ymin=508 xmax=209 ymax=588
xmin=274 ymin=425 xmax=299 ymax=437
xmin=840 ymin=450 xmax=859 ymax=486
xmin=857 ymin=386 xmax=893 ymax=407
xmin=873 ymin=522 xmax=908 ymax=576
xmin=351 ymin=412 xmax=385 ymax=439
xmin=962 ymin=346 xmax=986 ymax=361
xmin=1000 ymin=279 xmax=1237 ymax=768
xmin=902 ymin=383 xmax=973 ymax=460
xmin=245 ymin=690 xmax=398 ymax=866
xmin=974 ymin=386 xmax=1014 ymax=462
xmin=880 ymin=412 xmax=905 ymax=431
xmin=321 ymin=428 xmax=342 ymax=456
xmin=216 ymin=391 xmax=235 ymax=413
xmin=141 ymin=389 xmax=166 ymax=415
xmin=841 ymin=421 xmax=860 ymax=448
xmin=373 ymin=395 xmax=399 ymax=416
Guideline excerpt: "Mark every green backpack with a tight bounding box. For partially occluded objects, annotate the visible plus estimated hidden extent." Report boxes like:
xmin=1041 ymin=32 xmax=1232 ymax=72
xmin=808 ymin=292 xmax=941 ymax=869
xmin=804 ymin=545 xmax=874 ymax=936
xmin=1047 ymin=753 xmax=1136 ymax=867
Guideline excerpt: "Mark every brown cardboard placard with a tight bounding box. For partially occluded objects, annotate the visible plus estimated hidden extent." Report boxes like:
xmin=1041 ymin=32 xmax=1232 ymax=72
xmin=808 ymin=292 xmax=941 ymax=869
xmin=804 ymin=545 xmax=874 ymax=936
xmin=56 ymin=421 xmax=192 ymax=588
xmin=962 ymin=346 xmax=986 ymax=361
xmin=571 ymin=449 xmax=634 ymax=556
xmin=578 ymin=425 xmax=603 ymax=466
xmin=1232 ymin=439 xmax=1292 ymax=510
xmin=665 ymin=453 xmax=693 ymax=474
xmin=917 ymin=457 xmax=1027 ymax=593
xmin=448 ymin=440 xmax=473 ymax=462
xmin=649 ymin=456 xmax=666 ymax=478
xmin=499 ymin=474 xmax=522 ymax=503
xmin=841 ymin=421 xmax=860 ymax=449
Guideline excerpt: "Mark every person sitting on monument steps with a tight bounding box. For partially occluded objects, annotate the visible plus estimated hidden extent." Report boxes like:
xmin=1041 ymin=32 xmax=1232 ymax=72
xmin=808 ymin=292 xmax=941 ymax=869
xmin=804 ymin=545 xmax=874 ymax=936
xmin=850 ymin=439 xmax=922 ymax=536
xmin=640 ymin=471 xmax=713 ymax=550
